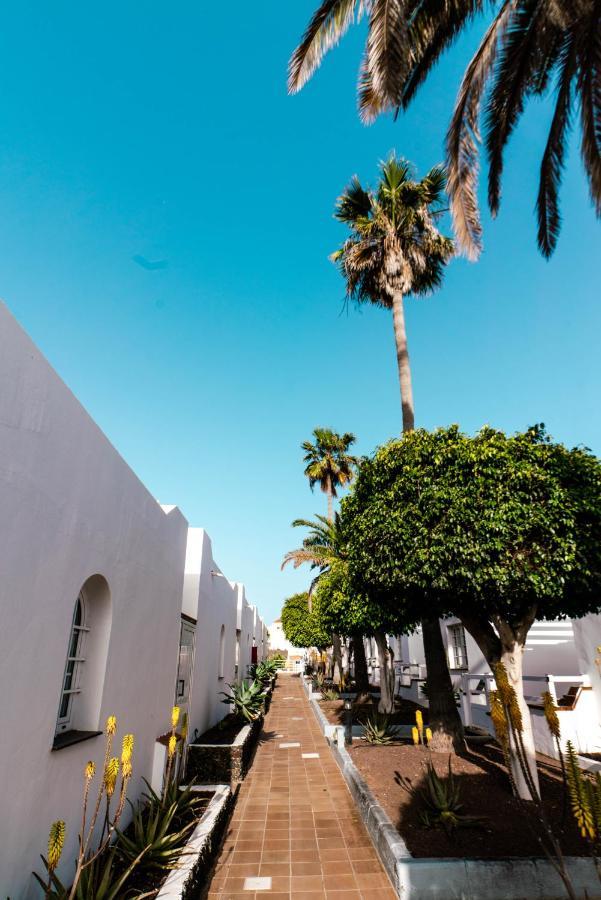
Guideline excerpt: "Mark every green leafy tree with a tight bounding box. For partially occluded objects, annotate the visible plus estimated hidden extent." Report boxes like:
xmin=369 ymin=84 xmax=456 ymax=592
xmin=331 ymin=156 xmax=452 ymax=432
xmin=312 ymin=560 xmax=410 ymax=711
xmin=281 ymin=591 xmax=330 ymax=650
xmin=289 ymin=1 xmax=600 ymax=258
xmin=302 ymin=428 xmax=358 ymax=521
xmin=343 ymin=425 xmax=601 ymax=791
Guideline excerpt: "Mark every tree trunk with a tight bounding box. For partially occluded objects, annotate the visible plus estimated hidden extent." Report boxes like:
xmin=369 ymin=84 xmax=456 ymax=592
xmin=500 ymin=641 xmax=540 ymax=799
xmin=374 ymin=631 xmax=395 ymax=714
xmin=332 ymin=633 xmax=343 ymax=685
xmin=352 ymin=632 xmax=370 ymax=694
xmin=391 ymin=290 xmax=415 ymax=433
xmin=421 ymin=619 xmax=464 ymax=752
xmin=459 ymin=612 xmax=540 ymax=801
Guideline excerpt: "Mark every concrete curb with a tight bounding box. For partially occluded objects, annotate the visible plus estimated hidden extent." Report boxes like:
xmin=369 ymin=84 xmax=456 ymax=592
xmin=306 ymin=690 xmax=601 ymax=899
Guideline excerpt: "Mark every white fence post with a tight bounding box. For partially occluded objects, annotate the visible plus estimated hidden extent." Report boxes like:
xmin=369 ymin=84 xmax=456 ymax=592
xmin=460 ymin=674 xmax=472 ymax=727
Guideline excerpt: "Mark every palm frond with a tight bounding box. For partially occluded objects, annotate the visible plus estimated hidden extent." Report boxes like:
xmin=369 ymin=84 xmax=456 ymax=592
xmin=364 ymin=0 xmax=410 ymax=113
xmin=485 ymin=0 xmax=550 ymax=216
xmin=536 ymin=32 xmax=577 ymax=257
xmin=335 ymin=176 xmax=373 ymax=222
xmin=446 ymin=1 xmax=512 ymax=260
xmin=400 ymin=0 xmax=484 ymax=110
xmin=578 ymin=0 xmax=601 ymax=218
xmin=288 ymin=0 xmax=359 ymax=94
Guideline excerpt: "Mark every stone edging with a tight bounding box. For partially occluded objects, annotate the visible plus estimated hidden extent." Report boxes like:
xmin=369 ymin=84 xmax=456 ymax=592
xmin=305 ymin=683 xmax=600 ymax=900
xmin=156 ymin=784 xmax=233 ymax=899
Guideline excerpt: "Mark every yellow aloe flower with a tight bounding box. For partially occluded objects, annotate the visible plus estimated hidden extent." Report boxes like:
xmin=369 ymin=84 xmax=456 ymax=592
xmin=542 ymin=691 xmax=560 ymax=740
xmin=171 ymin=706 xmax=180 ymax=729
xmin=106 ymin=715 xmax=117 ymax=736
xmin=411 ymin=726 xmax=419 ymax=745
xmin=168 ymin=734 xmax=177 ymax=758
xmin=122 ymin=760 xmax=132 ymax=779
xmin=48 ymin=820 xmax=65 ymax=870
xmin=489 ymin=691 xmax=508 ymax=744
xmin=121 ymin=734 xmax=134 ymax=765
xmin=85 ymin=761 xmax=96 ymax=781
xmin=425 ymin=727 xmax=433 ymax=744
xmin=415 ymin=709 xmax=423 ymax=736
xmin=104 ymin=757 xmax=120 ymax=797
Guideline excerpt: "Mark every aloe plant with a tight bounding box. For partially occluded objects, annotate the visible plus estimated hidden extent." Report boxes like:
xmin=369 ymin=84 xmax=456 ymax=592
xmin=219 ymin=679 xmax=264 ymax=723
xmin=397 ymin=758 xmax=485 ymax=835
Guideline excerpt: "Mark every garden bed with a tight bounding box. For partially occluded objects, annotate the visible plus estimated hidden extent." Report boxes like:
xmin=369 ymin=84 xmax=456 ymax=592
xmin=348 ymin=741 xmax=586 ymax=859
xmin=156 ymin=784 xmax=234 ymax=899
xmin=186 ymin=715 xmax=263 ymax=783
xmin=320 ymin=695 xmax=426 ymax=728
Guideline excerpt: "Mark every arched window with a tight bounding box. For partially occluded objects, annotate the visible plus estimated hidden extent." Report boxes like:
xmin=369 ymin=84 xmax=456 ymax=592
xmin=218 ymin=624 xmax=225 ymax=679
xmin=55 ymin=575 xmax=111 ymax=745
xmin=56 ymin=592 xmax=87 ymax=730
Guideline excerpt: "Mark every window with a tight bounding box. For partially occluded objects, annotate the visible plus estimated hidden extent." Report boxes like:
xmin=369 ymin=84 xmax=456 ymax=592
xmin=448 ymin=624 xmax=468 ymax=670
xmin=54 ymin=575 xmax=112 ymax=748
xmin=56 ymin=591 xmax=88 ymax=731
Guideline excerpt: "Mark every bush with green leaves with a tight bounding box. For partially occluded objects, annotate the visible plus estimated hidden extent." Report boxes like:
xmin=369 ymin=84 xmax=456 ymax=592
xmin=219 ymin=679 xmax=264 ymax=723
xmin=361 ymin=714 xmax=400 ymax=745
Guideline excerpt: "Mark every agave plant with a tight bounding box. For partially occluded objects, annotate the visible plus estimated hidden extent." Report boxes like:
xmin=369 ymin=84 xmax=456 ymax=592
xmin=361 ymin=714 xmax=400 ymax=745
xmin=321 ymin=688 xmax=340 ymax=702
xmin=219 ymin=679 xmax=264 ymax=723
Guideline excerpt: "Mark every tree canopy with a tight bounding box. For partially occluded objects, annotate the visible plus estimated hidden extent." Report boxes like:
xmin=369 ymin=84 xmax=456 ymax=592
xmin=280 ymin=591 xmax=330 ymax=649
xmin=342 ymin=424 xmax=601 ymax=658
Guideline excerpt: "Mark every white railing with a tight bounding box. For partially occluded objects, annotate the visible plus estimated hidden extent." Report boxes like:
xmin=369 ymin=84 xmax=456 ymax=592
xmin=459 ymin=672 xmax=589 ymax=727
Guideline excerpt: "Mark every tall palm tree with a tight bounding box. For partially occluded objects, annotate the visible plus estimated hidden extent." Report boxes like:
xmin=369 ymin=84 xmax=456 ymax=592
xmin=333 ymin=156 xmax=462 ymax=747
xmin=288 ymin=1 xmax=601 ymax=258
xmin=332 ymin=155 xmax=453 ymax=432
xmin=302 ymin=428 xmax=358 ymax=521
xmin=282 ymin=514 xmax=370 ymax=693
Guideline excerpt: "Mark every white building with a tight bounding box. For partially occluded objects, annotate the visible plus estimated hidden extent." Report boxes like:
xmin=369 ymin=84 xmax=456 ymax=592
xmin=0 ymin=303 xmax=268 ymax=899
xmin=267 ymin=618 xmax=306 ymax=673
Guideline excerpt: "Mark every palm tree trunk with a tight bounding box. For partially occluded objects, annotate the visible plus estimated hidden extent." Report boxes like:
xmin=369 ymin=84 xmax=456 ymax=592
xmin=391 ymin=290 xmax=415 ymax=432
xmin=390 ymin=287 xmax=462 ymax=749
xmin=421 ymin=619 xmax=464 ymax=752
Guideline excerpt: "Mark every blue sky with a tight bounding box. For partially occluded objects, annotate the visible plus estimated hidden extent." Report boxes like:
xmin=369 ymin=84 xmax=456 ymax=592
xmin=1 ymin=2 xmax=599 ymax=624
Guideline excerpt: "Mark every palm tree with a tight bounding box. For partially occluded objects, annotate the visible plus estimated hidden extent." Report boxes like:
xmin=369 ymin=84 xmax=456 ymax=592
xmin=302 ymin=428 xmax=358 ymax=521
xmin=289 ymin=1 xmax=600 ymax=258
xmin=332 ymin=155 xmax=453 ymax=432
xmin=333 ymin=157 xmax=463 ymax=747
xmin=282 ymin=514 xmax=370 ymax=693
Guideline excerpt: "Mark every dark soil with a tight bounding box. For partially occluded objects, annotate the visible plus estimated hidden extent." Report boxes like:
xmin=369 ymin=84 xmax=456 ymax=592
xmin=320 ymin=696 xmax=426 ymax=728
xmin=350 ymin=741 xmax=587 ymax=859
xmin=196 ymin=714 xmax=245 ymax=745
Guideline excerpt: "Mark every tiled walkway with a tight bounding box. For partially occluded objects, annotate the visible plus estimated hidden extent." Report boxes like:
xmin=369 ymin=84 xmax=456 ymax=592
xmin=206 ymin=674 xmax=396 ymax=899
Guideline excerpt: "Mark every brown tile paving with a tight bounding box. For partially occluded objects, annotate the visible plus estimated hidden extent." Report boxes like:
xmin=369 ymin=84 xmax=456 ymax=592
xmin=204 ymin=675 xmax=396 ymax=899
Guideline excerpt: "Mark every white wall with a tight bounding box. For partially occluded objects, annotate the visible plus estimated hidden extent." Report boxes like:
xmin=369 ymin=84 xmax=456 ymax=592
xmin=182 ymin=529 xmax=239 ymax=740
xmin=0 ymin=304 xmax=188 ymax=899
